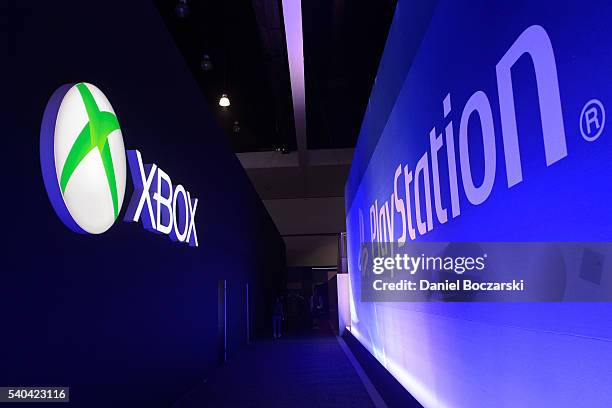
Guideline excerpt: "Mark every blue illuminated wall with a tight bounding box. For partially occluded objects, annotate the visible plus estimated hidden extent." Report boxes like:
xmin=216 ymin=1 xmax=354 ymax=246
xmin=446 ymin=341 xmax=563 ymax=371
xmin=345 ymin=0 xmax=612 ymax=406
xmin=1 ymin=1 xmax=284 ymax=406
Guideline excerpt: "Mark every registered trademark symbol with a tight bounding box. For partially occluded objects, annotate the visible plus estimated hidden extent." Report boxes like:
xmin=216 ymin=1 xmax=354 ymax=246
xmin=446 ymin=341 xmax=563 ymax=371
xmin=580 ymin=98 xmax=605 ymax=141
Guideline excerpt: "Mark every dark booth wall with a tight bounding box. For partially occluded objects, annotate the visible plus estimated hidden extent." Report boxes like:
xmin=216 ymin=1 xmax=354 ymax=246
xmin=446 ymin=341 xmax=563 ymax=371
xmin=1 ymin=1 xmax=285 ymax=406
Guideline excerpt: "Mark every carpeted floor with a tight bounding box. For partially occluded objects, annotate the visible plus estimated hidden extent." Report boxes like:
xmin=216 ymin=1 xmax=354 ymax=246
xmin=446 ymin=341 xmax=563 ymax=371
xmin=174 ymin=334 xmax=375 ymax=408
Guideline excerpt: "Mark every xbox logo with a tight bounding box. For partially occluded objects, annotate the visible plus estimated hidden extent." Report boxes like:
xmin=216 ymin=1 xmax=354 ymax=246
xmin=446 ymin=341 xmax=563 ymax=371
xmin=40 ymin=82 xmax=199 ymax=246
xmin=40 ymin=82 xmax=127 ymax=234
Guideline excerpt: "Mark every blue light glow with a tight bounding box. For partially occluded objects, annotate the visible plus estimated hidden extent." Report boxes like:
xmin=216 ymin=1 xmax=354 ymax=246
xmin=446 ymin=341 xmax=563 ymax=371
xmin=345 ymin=1 xmax=612 ymax=406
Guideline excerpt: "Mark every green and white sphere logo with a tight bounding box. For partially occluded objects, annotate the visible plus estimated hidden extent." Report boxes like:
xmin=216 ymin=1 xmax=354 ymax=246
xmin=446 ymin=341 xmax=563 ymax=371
xmin=40 ymin=83 xmax=127 ymax=234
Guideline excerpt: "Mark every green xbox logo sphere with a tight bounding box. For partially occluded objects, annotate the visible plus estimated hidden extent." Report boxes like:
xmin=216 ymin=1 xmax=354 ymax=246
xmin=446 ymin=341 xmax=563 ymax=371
xmin=40 ymin=82 xmax=127 ymax=234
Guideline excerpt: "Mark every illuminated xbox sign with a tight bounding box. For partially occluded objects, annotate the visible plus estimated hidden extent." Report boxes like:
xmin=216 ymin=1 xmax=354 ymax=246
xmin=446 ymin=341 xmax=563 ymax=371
xmin=123 ymin=150 xmax=199 ymax=247
xmin=40 ymin=82 xmax=198 ymax=246
xmin=40 ymin=82 xmax=126 ymax=234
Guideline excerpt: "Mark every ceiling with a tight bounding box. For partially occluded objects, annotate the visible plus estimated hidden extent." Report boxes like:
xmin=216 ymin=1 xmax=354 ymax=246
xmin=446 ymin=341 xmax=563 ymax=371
xmin=155 ymin=0 xmax=396 ymax=267
xmin=302 ymin=0 xmax=396 ymax=149
xmin=154 ymin=0 xmax=396 ymax=153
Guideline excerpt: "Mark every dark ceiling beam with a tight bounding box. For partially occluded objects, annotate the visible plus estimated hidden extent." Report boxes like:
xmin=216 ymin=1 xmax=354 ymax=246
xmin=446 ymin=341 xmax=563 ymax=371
xmin=252 ymin=0 xmax=296 ymax=152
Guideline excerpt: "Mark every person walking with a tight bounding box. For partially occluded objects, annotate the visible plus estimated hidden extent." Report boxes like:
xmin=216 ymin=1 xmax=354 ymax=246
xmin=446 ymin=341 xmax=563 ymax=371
xmin=272 ymin=297 xmax=283 ymax=339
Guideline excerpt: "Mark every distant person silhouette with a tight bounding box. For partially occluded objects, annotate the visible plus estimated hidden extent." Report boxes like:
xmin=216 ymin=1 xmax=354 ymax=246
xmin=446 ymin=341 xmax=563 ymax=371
xmin=272 ymin=297 xmax=284 ymax=339
xmin=309 ymin=288 xmax=323 ymax=329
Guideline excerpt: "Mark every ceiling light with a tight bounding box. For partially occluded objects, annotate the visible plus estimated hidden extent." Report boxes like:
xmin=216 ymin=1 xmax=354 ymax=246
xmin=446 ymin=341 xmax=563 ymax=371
xmin=175 ymin=0 xmax=190 ymax=18
xmin=219 ymin=94 xmax=230 ymax=107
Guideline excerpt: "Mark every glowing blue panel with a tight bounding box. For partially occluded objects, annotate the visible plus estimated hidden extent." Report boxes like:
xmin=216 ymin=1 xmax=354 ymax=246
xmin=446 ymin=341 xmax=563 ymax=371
xmin=345 ymin=1 xmax=612 ymax=406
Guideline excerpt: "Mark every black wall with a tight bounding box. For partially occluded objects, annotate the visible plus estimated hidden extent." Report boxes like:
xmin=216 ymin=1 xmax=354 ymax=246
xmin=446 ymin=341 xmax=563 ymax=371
xmin=1 ymin=1 xmax=284 ymax=406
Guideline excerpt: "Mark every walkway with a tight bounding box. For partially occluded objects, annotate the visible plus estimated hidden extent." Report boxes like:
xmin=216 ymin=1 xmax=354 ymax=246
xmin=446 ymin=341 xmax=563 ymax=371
xmin=174 ymin=335 xmax=376 ymax=407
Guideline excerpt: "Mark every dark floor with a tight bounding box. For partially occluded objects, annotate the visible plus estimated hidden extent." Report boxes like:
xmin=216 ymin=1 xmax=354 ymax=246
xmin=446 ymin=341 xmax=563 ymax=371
xmin=174 ymin=330 xmax=375 ymax=407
